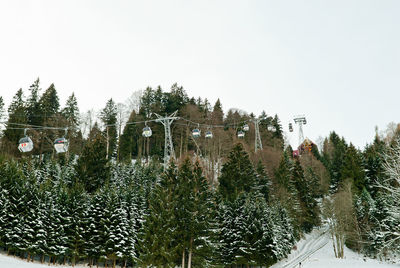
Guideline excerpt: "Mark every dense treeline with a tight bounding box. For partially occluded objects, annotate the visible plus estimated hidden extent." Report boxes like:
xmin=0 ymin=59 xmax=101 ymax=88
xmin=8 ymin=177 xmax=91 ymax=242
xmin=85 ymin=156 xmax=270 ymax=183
xmin=0 ymin=79 xmax=284 ymax=165
xmin=312 ymin=128 xmax=400 ymax=260
xmin=0 ymin=144 xmax=308 ymax=267
xmin=1 ymin=78 xmax=400 ymax=266
xmin=0 ymin=157 xmax=157 ymax=267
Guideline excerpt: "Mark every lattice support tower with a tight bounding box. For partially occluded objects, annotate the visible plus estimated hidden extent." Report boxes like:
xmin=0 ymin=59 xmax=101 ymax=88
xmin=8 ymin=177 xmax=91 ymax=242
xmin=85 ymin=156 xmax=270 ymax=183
xmin=293 ymin=115 xmax=307 ymax=147
xmin=254 ymin=118 xmax=263 ymax=153
xmin=154 ymin=111 xmax=179 ymax=168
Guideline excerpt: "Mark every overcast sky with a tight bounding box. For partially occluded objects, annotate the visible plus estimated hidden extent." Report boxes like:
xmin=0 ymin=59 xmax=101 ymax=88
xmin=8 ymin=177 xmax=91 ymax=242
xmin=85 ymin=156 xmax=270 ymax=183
xmin=1 ymin=0 xmax=399 ymax=149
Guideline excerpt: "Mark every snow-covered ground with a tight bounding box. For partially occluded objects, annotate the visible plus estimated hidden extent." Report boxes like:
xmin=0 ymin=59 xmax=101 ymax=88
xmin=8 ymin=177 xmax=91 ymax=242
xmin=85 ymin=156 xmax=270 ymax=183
xmin=272 ymin=227 xmax=400 ymax=268
xmin=0 ymin=254 xmax=87 ymax=268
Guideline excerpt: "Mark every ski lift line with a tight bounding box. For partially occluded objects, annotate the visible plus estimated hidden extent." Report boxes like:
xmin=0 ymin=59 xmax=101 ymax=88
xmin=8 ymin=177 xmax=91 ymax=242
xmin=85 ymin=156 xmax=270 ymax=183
xmin=179 ymin=117 xmax=253 ymax=128
xmin=1 ymin=115 xmax=272 ymax=133
xmin=3 ymin=126 xmax=68 ymax=131
xmin=0 ymin=121 xmax=71 ymax=130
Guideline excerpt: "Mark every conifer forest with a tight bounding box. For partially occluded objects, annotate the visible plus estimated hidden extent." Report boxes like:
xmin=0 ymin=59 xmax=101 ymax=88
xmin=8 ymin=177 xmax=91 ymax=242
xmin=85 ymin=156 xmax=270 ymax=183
xmin=0 ymin=79 xmax=400 ymax=267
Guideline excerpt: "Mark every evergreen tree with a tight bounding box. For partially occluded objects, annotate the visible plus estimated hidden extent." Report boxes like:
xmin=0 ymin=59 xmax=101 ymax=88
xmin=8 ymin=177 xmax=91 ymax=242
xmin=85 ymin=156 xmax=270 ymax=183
xmin=105 ymin=189 xmax=130 ymax=267
xmin=218 ymin=143 xmax=257 ymax=201
xmin=292 ymin=160 xmax=320 ymax=232
xmin=271 ymin=114 xmax=284 ymax=143
xmin=75 ymin=128 xmax=109 ymax=193
xmin=216 ymin=197 xmax=244 ymax=265
xmin=363 ymin=136 xmax=387 ymax=197
xmin=211 ymin=99 xmax=224 ymax=125
xmin=39 ymin=83 xmax=60 ymax=119
xmin=85 ymin=190 xmax=107 ymax=267
xmin=275 ymin=151 xmax=293 ymax=189
xmin=100 ymin=98 xmax=118 ymax=159
xmin=164 ymin=83 xmax=188 ymax=113
xmin=26 ymin=78 xmax=42 ymax=126
xmin=66 ymin=185 xmax=87 ymax=266
xmin=139 ymin=163 xmax=179 ymax=267
xmin=188 ymin=161 xmax=215 ymax=266
xmin=255 ymin=161 xmax=271 ymax=202
xmin=322 ymin=132 xmax=348 ymax=192
xmin=118 ymin=110 xmax=140 ymax=162
xmin=61 ymin=93 xmax=80 ymax=129
xmin=3 ymin=89 xmax=27 ymax=153
xmin=341 ymin=143 xmax=365 ymax=194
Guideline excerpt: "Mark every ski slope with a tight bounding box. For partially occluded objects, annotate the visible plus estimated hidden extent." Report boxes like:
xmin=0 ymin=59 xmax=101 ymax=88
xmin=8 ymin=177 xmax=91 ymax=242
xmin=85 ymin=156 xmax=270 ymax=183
xmin=272 ymin=227 xmax=399 ymax=268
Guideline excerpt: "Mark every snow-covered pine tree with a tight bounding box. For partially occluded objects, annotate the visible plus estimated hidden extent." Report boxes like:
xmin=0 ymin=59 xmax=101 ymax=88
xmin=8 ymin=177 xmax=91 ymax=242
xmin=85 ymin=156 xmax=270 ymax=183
xmin=138 ymin=163 xmax=179 ymax=267
xmin=255 ymin=161 xmax=271 ymax=202
xmin=218 ymin=143 xmax=257 ymax=202
xmin=104 ymin=189 xmax=130 ymax=268
xmin=66 ymin=186 xmax=87 ymax=266
xmin=292 ymin=159 xmax=320 ymax=233
xmin=84 ymin=192 xmax=101 ymax=267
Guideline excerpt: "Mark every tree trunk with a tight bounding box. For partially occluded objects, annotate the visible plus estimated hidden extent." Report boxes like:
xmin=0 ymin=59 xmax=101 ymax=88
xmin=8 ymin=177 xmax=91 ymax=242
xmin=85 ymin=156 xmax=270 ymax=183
xmin=188 ymin=237 xmax=193 ymax=268
xmin=113 ymin=258 xmax=116 ymax=268
xmin=331 ymin=231 xmax=337 ymax=258
xmin=180 ymin=127 xmax=183 ymax=159
xmin=182 ymin=249 xmax=185 ymax=268
xmin=27 ymin=252 xmax=30 ymax=262
xmin=106 ymin=126 xmax=109 ymax=160
xmin=41 ymin=255 xmax=44 ymax=264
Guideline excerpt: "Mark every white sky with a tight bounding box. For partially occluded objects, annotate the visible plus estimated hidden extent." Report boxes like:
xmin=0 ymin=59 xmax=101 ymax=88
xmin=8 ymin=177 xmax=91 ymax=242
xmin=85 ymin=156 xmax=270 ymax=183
xmin=0 ymin=0 xmax=399 ymax=149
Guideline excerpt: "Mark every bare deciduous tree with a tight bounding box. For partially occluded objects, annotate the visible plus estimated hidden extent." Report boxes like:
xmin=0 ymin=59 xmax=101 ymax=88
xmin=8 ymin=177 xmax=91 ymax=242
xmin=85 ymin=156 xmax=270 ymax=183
xmin=374 ymin=137 xmax=400 ymax=255
xmin=323 ymin=182 xmax=358 ymax=258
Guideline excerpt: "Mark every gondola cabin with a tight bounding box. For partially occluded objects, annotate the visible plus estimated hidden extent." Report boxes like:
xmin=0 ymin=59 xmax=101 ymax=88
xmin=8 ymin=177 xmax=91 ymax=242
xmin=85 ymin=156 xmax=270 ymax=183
xmin=54 ymin=138 xmax=69 ymax=153
xmin=18 ymin=137 xmax=34 ymax=153
xmin=237 ymin=130 xmax=245 ymax=138
xmin=192 ymin=128 xmax=201 ymax=138
xmin=289 ymin=123 xmax=293 ymax=132
xmin=142 ymin=126 xmax=152 ymax=138
xmin=243 ymin=124 xmax=249 ymax=131
xmin=205 ymin=131 xmax=213 ymax=139
xmin=268 ymin=125 xmax=276 ymax=132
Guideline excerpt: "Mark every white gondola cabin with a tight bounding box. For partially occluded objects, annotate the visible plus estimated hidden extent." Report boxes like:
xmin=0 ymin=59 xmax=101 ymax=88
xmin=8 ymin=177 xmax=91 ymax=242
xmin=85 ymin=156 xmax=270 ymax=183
xmin=237 ymin=130 xmax=245 ymax=138
xmin=54 ymin=138 xmax=69 ymax=153
xmin=267 ymin=125 xmax=276 ymax=132
xmin=192 ymin=128 xmax=201 ymax=138
xmin=142 ymin=126 xmax=152 ymax=138
xmin=205 ymin=131 xmax=213 ymax=139
xmin=18 ymin=136 xmax=34 ymax=153
xmin=243 ymin=124 xmax=249 ymax=131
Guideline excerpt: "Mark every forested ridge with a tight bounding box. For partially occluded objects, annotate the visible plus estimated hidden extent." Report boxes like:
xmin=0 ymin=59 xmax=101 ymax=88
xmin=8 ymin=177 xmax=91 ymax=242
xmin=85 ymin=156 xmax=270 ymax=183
xmin=0 ymin=79 xmax=399 ymax=267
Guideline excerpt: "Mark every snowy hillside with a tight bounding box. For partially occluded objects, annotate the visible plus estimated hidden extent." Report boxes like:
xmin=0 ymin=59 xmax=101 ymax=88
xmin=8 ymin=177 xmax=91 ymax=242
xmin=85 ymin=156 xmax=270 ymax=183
xmin=272 ymin=227 xmax=398 ymax=268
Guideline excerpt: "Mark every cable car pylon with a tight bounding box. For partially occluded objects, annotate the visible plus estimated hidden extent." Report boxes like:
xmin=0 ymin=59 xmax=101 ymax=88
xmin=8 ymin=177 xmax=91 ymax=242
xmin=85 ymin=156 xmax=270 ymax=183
xmin=154 ymin=110 xmax=179 ymax=168
xmin=293 ymin=115 xmax=307 ymax=146
xmin=254 ymin=118 xmax=262 ymax=153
